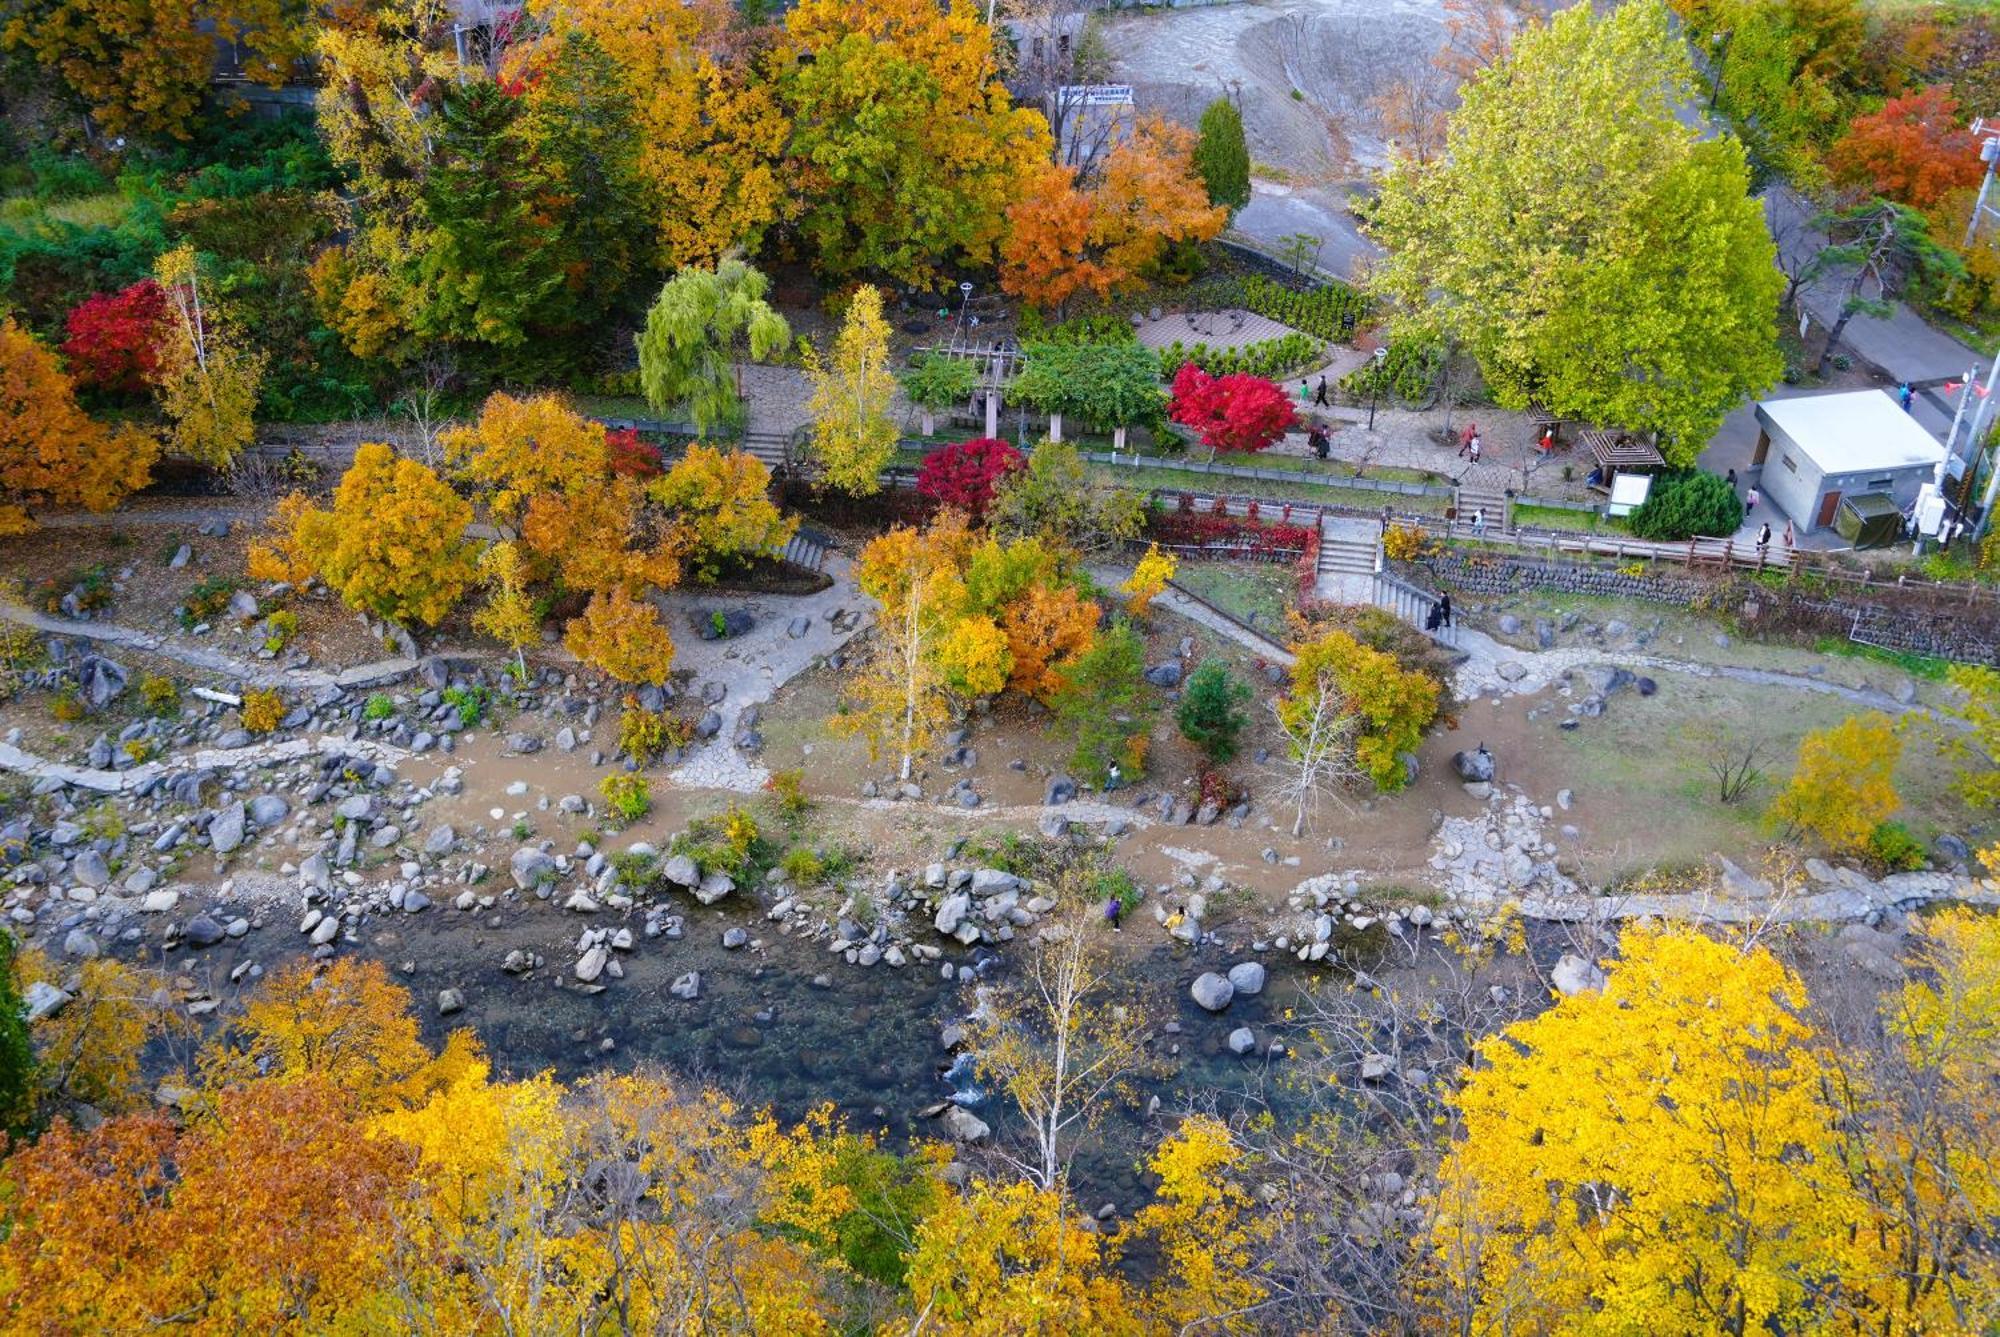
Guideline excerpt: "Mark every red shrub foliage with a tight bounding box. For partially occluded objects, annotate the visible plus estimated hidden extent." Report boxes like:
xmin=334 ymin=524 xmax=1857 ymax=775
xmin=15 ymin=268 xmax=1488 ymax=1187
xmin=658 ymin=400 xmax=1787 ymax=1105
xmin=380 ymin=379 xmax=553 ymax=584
xmin=1167 ymin=363 xmax=1298 ymax=454
xmin=604 ymin=427 xmax=664 ymax=478
xmin=915 ymin=437 xmax=1025 ymax=517
xmin=1829 ymin=85 xmax=1983 ymax=209
xmin=1146 ymin=510 xmax=1312 ymax=556
xmin=60 ymin=279 xmax=168 ymax=394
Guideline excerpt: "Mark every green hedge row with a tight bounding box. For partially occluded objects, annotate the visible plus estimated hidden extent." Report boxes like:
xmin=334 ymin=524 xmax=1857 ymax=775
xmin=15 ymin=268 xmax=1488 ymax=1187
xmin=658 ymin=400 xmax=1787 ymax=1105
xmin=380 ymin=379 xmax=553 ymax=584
xmin=1158 ymin=331 xmax=1325 ymax=381
xmin=1238 ymin=274 xmax=1369 ymax=340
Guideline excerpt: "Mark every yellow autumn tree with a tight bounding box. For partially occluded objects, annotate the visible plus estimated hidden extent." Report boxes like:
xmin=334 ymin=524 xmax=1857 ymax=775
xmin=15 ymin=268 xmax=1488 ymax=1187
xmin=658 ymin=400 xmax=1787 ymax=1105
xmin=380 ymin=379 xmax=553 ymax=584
xmin=443 ymin=391 xmax=611 ymax=532
xmin=473 ymin=540 xmax=541 ymax=678
xmin=647 ymin=443 xmax=798 ymax=580
xmin=1768 ymin=711 xmax=1902 ymax=853
xmin=1121 ymin=543 xmax=1177 ymax=617
xmin=1126 ymin=1115 xmax=1270 ymax=1334
xmin=527 ymin=0 xmax=789 ymax=268
xmin=14 ymin=950 xmax=167 ymax=1117
xmin=151 ymin=245 xmax=267 ymax=467
xmin=805 ymin=284 xmax=898 ymax=496
xmin=899 ymin=1176 xmax=1146 ymax=1335
xmin=0 ymin=316 xmax=157 ymax=535
xmin=1428 ymin=926 xmax=1853 ymax=1333
xmin=287 ymin=443 xmax=478 ymax=628
xmin=243 ymin=490 xmax=325 ymax=586
xmin=933 ymin=614 xmax=1012 ymax=697
xmin=198 ymin=958 xmax=485 ymax=1116
xmin=1829 ymin=907 xmax=2000 ymax=1331
xmin=564 ymin=585 xmax=675 ymax=686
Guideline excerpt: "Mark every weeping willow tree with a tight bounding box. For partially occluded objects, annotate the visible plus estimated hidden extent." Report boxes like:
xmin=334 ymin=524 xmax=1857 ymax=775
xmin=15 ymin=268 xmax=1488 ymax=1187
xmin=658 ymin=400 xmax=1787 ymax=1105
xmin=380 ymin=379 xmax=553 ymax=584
xmin=635 ymin=258 xmax=791 ymax=436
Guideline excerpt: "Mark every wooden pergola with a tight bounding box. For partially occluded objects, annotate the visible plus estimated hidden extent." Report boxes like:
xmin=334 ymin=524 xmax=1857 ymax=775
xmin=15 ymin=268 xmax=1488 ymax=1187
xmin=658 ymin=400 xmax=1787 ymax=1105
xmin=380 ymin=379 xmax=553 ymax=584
xmin=913 ymin=336 xmax=1023 ymax=437
xmin=1581 ymin=429 xmax=1666 ymax=478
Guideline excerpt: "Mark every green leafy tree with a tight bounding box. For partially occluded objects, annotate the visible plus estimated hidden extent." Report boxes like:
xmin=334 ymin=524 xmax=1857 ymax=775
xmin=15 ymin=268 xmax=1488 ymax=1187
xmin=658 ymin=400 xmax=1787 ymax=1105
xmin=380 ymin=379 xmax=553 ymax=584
xmin=1809 ymin=200 xmax=1963 ymax=375
xmin=1193 ymin=98 xmax=1252 ymax=216
xmin=1368 ymin=0 xmax=1784 ymax=465
xmin=988 ymin=439 xmax=1144 ymax=558
xmin=1668 ymin=0 xmax=1865 ymax=187
xmin=1051 ymin=619 xmax=1153 ymax=783
xmin=0 ymin=929 xmax=36 ymax=1139
xmin=1176 ymin=660 xmax=1252 ymax=763
xmin=636 ymin=259 xmax=791 ymax=436
xmin=897 ymin=352 xmax=978 ymax=436
xmin=1625 ymin=471 xmax=1745 ymax=540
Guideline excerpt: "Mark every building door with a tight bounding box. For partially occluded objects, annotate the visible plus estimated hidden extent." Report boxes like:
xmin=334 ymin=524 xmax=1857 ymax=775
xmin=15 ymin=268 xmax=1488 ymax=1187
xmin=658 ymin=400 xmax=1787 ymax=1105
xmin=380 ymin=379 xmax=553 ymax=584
xmin=1816 ymin=490 xmax=1842 ymax=529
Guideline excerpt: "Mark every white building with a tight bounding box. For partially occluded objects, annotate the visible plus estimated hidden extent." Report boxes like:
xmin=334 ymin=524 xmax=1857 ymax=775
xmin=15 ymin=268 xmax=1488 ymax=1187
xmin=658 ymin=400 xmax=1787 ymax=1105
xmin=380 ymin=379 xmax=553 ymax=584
xmin=1751 ymin=390 xmax=1945 ymax=534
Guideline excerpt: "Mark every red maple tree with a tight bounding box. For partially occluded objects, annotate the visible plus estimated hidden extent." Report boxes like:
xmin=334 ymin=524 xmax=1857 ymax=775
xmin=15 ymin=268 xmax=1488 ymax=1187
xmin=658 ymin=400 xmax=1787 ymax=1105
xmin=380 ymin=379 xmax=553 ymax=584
xmin=1829 ymin=85 xmax=1983 ymax=210
xmin=603 ymin=427 xmax=664 ymax=478
xmin=60 ymin=280 xmax=168 ymax=395
xmin=915 ymin=437 xmax=1025 ymax=517
xmin=1167 ymin=364 xmax=1298 ymax=455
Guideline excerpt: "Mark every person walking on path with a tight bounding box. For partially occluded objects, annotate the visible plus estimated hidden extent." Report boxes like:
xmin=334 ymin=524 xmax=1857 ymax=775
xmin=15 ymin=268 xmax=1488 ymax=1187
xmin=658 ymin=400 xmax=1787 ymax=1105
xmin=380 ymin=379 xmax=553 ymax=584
xmin=1380 ymin=502 xmax=1393 ymax=534
xmin=1782 ymin=519 xmax=1795 ymax=550
xmin=1314 ymin=375 xmax=1330 ymax=407
xmin=1900 ymin=383 xmax=1915 ymax=413
xmin=1756 ymin=522 xmax=1772 ymax=555
xmin=1467 ymin=433 xmax=1482 ymax=464
xmin=1745 ymin=486 xmax=1759 ymax=515
xmin=1725 ymin=468 xmax=1737 ymax=491
xmin=1438 ymin=592 xmax=1452 ymax=627
xmin=1457 ymin=422 xmax=1479 ymax=458
xmin=1469 ymin=506 xmax=1486 ymax=536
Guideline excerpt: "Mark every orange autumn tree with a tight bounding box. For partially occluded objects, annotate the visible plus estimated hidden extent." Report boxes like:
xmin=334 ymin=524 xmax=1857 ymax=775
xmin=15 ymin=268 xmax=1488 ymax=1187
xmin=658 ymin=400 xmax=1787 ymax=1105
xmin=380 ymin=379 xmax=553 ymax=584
xmin=1 ymin=0 xmax=211 ymax=139
xmin=999 ymin=582 xmax=1099 ymax=702
xmin=1830 ymin=84 xmax=1985 ymax=210
xmin=0 ymin=317 xmax=158 ymax=535
xmin=442 ymin=391 xmax=686 ymax=683
xmin=1001 ymin=117 xmax=1226 ymax=312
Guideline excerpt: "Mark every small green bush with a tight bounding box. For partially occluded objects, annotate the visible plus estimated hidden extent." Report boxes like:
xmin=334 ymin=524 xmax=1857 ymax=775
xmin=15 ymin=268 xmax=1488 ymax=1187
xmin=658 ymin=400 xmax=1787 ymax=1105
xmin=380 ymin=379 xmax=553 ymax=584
xmin=1867 ymin=820 xmax=1927 ymax=873
xmin=362 ymin=694 xmax=396 ymax=721
xmin=1176 ymin=660 xmax=1253 ymax=763
xmin=599 ymin=774 xmax=651 ymax=825
xmin=442 ymin=685 xmax=489 ymax=727
xmin=1625 ymin=471 xmax=1744 ymax=542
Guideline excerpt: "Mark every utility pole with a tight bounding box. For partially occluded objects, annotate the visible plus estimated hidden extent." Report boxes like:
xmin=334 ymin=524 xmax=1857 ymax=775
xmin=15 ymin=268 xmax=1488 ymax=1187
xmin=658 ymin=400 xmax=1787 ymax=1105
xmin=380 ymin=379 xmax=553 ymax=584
xmin=1963 ymin=344 xmax=2000 ymax=541
xmin=1968 ymin=119 xmax=2000 ymax=250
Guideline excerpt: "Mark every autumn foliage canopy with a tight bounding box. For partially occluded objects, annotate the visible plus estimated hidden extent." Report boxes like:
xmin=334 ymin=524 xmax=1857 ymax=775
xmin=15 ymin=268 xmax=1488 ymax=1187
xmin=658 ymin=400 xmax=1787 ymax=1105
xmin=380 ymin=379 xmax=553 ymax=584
xmin=1167 ymin=364 xmax=1298 ymax=454
xmin=60 ymin=280 xmax=169 ymax=394
xmin=915 ymin=437 xmax=1025 ymax=518
xmin=1830 ymin=84 xmax=1985 ymax=210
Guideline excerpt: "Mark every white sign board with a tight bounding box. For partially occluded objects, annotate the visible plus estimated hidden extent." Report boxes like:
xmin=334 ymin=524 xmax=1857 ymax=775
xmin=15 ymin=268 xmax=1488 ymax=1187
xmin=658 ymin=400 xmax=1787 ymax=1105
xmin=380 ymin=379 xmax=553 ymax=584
xmin=1060 ymin=84 xmax=1134 ymax=107
xmin=1606 ymin=471 xmax=1653 ymax=517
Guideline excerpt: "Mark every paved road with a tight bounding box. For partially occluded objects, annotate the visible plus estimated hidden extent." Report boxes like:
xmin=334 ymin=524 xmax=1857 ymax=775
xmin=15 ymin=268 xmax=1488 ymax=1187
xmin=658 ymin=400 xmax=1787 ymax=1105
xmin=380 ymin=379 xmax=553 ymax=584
xmin=1767 ymin=187 xmax=1987 ymax=386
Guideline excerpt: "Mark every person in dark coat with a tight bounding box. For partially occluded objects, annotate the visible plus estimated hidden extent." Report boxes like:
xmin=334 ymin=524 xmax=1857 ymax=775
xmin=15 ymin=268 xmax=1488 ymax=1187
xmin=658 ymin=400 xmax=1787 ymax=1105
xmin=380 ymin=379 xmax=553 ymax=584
xmin=1313 ymin=376 xmax=1330 ymax=406
xmin=1437 ymin=593 xmax=1452 ymax=627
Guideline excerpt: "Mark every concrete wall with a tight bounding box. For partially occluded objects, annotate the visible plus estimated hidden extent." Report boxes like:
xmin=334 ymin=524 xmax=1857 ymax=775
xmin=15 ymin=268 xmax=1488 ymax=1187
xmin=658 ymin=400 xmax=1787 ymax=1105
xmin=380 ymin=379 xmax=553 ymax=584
xmin=1759 ymin=427 xmax=1823 ymax=528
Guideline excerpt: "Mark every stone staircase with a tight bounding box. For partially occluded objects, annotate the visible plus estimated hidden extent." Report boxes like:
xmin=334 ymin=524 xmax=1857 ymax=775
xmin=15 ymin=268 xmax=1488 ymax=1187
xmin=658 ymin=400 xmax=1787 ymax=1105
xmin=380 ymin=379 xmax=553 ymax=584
xmin=1314 ymin=516 xmax=1382 ymax=603
xmin=1453 ymin=467 xmax=1512 ymax=532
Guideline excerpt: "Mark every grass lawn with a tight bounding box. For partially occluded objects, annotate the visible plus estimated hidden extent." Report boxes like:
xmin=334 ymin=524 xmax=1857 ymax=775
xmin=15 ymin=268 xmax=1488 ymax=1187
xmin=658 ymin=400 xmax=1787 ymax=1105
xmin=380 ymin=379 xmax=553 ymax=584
xmin=1090 ymin=462 xmax=1452 ymax=516
xmin=1172 ymin=559 xmax=1296 ymax=636
xmin=0 ymin=191 xmax=132 ymax=234
xmin=1513 ymin=502 xmax=1622 ymax=535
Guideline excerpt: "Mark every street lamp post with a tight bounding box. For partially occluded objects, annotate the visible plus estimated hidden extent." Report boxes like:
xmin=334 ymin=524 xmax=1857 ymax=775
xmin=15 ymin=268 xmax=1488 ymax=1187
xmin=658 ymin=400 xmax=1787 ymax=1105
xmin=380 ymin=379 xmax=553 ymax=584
xmin=1366 ymin=345 xmax=1388 ymax=431
xmin=1707 ymin=30 xmax=1733 ymax=113
xmin=956 ymin=281 xmax=974 ymax=338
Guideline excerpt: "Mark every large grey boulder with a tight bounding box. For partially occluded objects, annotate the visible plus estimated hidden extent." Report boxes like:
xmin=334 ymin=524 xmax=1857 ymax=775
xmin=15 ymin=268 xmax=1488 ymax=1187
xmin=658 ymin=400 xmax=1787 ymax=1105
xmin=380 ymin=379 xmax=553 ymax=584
xmin=670 ymin=970 xmax=701 ymax=1000
xmin=661 ymin=853 xmax=700 ymax=887
xmin=23 ymin=981 xmax=70 ymax=1023
xmin=423 ymin=825 xmax=456 ymax=855
xmin=1551 ymin=953 xmax=1607 ymax=996
xmin=69 ymin=849 xmax=110 ymax=887
xmin=1143 ymin=662 xmax=1183 ymax=689
xmin=1451 ymin=748 xmax=1496 ymax=783
xmin=969 ymin=868 xmax=1022 ymax=896
xmin=208 ymin=802 xmax=248 ymax=855
xmin=509 ymin=846 xmax=555 ymax=890
xmin=942 ymin=1105 xmax=991 ymax=1144
xmin=934 ymin=892 xmax=972 ymax=937
xmin=182 ymin=914 xmax=227 ymax=948
xmin=247 ymin=795 xmax=290 ymax=827
xmin=1190 ymin=972 xmax=1234 ymax=1012
xmin=1226 ymin=961 xmax=1266 ymax=996
xmin=77 ymin=655 xmax=129 ymax=708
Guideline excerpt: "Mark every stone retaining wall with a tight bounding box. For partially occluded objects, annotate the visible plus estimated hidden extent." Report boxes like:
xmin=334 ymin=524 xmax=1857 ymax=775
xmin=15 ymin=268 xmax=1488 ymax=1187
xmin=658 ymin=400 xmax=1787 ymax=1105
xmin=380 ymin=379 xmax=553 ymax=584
xmin=1421 ymin=553 xmax=2000 ymax=666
